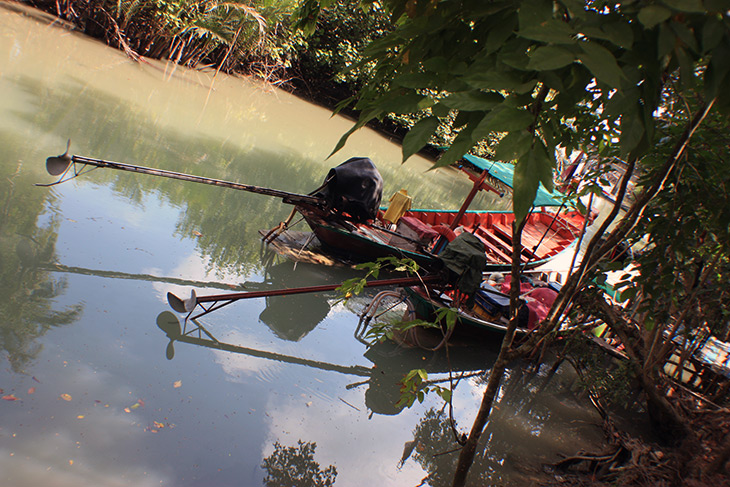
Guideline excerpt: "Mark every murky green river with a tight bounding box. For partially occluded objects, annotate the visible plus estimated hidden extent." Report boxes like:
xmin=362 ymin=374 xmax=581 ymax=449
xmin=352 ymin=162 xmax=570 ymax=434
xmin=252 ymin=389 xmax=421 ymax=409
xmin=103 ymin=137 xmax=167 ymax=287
xmin=0 ymin=5 xmax=605 ymax=486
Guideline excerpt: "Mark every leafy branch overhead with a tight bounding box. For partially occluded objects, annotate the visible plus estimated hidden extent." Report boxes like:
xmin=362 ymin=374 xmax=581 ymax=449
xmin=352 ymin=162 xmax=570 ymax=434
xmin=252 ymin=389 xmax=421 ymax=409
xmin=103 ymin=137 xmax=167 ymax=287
xmin=320 ymin=0 xmax=730 ymax=222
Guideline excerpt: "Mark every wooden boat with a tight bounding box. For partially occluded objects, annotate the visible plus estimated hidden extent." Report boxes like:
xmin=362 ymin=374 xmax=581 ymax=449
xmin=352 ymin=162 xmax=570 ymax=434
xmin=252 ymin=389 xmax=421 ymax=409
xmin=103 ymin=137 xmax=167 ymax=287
xmin=402 ymin=271 xmax=564 ymax=339
xmin=276 ymin=153 xmax=585 ymax=271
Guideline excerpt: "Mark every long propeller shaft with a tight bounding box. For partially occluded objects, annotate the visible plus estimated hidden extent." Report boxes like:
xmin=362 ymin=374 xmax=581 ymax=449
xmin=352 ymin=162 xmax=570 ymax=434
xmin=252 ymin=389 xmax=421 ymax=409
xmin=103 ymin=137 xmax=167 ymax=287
xmin=43 ymin=152 xmax=324 ymax=206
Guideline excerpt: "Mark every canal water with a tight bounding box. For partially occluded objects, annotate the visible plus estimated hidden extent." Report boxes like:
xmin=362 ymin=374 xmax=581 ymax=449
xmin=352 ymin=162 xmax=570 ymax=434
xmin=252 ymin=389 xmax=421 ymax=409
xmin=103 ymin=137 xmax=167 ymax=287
xmin=0 ymin=5 xmax=605 ymax=486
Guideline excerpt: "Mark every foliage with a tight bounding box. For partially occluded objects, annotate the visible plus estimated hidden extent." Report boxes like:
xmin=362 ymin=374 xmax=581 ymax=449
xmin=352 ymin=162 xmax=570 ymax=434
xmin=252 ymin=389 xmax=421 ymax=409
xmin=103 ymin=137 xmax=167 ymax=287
xmin=396 ymin=368 xmax=453 ymax=409
xmin=33 ymin=0 xmax=306 ymax=81
xmin=336 ymin=256 xmax=419 ymax=301
xmin=321 ymin=0 xmax=730 ymax=222
xmin=261 ymin=440 xmax=337 ymax=487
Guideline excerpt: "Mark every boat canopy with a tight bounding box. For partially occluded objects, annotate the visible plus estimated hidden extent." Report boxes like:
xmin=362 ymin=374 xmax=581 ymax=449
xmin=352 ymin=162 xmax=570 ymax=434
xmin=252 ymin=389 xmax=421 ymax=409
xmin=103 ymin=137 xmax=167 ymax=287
xmin=463 ymin=154 xmax=567 ymax=207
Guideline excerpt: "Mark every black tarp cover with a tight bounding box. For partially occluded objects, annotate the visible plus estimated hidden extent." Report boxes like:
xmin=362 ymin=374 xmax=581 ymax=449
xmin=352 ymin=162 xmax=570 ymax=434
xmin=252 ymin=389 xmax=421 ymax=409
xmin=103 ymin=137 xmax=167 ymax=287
xmin=316 ymin=157 xmax=383 ymax=222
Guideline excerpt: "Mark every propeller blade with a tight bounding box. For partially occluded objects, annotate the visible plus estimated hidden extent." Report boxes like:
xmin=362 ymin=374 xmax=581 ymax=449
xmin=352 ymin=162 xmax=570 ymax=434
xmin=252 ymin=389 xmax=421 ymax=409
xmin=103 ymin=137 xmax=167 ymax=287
xmin=185 ymin=289 xmax=197 ymax=312
xmin=167 ymin=290 xmax=197 ymax=313
xmin=167 ymin=292 xmax=187 ymax=313
xmin=46 ymin=154 xmax=72 ymax=176
xmin=46 ymin=140 xmax=72 ymax=176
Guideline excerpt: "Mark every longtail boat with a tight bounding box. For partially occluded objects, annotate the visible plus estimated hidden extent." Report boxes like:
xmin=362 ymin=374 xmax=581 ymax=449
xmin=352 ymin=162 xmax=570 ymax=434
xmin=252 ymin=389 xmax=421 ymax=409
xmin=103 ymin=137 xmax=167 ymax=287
xmin=41 ymin=144 xmax=584 ymax=273
xmin=266 ymin=154 xmax=585 ymax=271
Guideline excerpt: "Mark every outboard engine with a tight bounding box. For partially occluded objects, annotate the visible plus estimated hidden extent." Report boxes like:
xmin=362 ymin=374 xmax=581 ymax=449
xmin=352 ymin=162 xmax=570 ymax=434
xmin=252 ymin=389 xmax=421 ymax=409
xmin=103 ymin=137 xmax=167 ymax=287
xmin=316 ymin=157 xmax=383 ymax=222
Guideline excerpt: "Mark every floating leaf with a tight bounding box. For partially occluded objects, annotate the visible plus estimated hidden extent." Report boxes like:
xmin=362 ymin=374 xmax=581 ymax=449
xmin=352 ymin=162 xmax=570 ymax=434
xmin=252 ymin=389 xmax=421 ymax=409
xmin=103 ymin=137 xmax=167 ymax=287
xmin=2 ymin=394 xmax=19 ymax=401
xmin=76 ymin=415 xmax=85 ymax=419
xmin=59 ymin=393 xmax=72 ymax=401
xmin=192 ymin=231 xmax=203 ymax=237
xmin=27 ymin=387 xmax=36 ymax=395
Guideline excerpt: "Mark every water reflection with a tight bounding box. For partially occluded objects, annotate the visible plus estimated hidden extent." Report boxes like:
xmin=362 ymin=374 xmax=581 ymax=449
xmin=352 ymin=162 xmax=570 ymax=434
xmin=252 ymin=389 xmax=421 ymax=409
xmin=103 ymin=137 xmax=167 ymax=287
xmin=262 ymin=440 xmax=338 ymax=487
xmin=156 ymin=311 xmax=496 ymax=417
xmin=0 ymin=136 xmax=83 ymax=372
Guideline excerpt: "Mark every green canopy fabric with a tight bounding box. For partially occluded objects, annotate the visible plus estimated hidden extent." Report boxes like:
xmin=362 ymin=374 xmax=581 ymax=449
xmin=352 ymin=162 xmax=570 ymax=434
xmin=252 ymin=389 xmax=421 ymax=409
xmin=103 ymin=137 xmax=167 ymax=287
xmin=463 ymin=154 xmax=567 ymax=207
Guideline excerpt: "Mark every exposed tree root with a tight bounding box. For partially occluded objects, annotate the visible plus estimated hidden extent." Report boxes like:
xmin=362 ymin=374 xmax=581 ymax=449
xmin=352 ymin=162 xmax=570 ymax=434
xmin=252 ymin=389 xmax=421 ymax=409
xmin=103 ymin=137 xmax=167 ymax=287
xmin=544 ymin=395 xmax=730 ymax=486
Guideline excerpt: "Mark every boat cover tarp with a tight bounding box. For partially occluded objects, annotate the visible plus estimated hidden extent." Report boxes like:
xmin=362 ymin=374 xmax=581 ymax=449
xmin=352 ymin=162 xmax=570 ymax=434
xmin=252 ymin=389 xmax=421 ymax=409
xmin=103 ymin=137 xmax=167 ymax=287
xmin=438 ymin=233 xmax=487 ymax=299
xmin=463 ymin=154 xmax=567 ymax=207
xmin=317 ymin=157 xmax=383 ymax=222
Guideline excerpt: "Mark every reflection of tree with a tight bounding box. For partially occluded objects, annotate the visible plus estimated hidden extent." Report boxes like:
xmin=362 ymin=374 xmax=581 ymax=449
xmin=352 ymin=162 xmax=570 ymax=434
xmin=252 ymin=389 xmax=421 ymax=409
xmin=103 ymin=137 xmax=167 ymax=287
xmin=405 ymin=362 xmax=589 ymax=486
xmin=0 ymin=136 xmax=83 ymax=372
xmin=261 ymin=440 xmax=337 ymax=487
xmin=409 ymin=408 xmax=496 ymax=487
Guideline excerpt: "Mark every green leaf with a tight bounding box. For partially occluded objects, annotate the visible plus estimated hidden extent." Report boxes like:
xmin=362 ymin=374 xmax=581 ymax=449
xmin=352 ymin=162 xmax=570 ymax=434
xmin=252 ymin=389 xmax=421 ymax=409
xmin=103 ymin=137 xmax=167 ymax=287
xmin=518 ymin=19 xmax=576 ymax=44
xmin=395 ymin=72 xmax=438 ymax=89
xmin=670 ymin=20 xmax=699 ymax=53
xmin=495 ymin=131 xmax=531 ymax=161
xmin=638 ymin=5 xmax=671 ymax=29
xmin=619 ymin=109 xmax=645 ymax=158
xmin=601 ymin=21 xmax=634 ymax=49
xmin=513 ymin=144 xmax=551 ymax=222
xmin=577 ymin=40 xmax=625 ymax=87
xmin=431 ymin=103 xmax=452 ymax=118
xmin=702 ymin=16 xmax=726 ymax=53
xmin=402 ymin=117 xmax=439 ymax=162
xmin=661 ymin=0 xmax=706 ymax=12
xmin=441 ymin=91 xmax=504 ymax=111
xmin=486 ymin=12 xmax=518 ymax=54
xmin=518 ymin=0 xmax=554 ymax=29
xmin=380 ymin=92 xmax=434 ymax=115
xmin=527 ymin=45 xmax=575 ymax=71
xmin=477 ymin=104 xmax=535 ymax=134
xmin=463 ymin=69 xmax=537 ymax=93
xmin=657 ymin=23 xmax=676 ymax=60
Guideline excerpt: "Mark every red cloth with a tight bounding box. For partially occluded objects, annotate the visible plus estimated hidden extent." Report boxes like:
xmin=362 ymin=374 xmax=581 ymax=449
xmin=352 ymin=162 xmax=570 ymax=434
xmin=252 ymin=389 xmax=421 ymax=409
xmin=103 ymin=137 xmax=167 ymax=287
xmin=499 ymin=277 xmax=558 ymax=329
xmin=399 ymin=216 xmax=439 ymax=241
xmin=499 ymin=275 xmax=533 ymax=295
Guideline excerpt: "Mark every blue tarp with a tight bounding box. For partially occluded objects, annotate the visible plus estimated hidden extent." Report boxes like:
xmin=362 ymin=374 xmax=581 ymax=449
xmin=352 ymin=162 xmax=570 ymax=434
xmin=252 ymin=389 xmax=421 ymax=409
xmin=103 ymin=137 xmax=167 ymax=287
xmin=463 ymin=154 xmax=567 ymax=208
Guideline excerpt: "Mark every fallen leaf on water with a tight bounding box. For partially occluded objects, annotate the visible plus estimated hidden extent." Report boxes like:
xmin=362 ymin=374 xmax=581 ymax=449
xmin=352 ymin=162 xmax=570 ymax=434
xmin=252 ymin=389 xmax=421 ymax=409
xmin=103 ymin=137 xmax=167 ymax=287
xmin=192 ymin=231 xmax=202 ymax=237
xmin=173 ymin=380 xmax=182 ymax=388
xmin=69 ymin=460 xmax=73 ymax=466
xmin=2 ymin=394 xmax=19 ymax=401
xmin=28 ymin=387 xmax=36 ymax=395
xmin=59 ymin=393 xmax=72 ymax=401
xmin=76 ymin=415 xmax=85 ymax=419
xmin=32 ymin=376 xmax=41 ymax=383
xmin=124 ymin=407 xmax=131 ymax=413
xmin=153 ymin=421 xmax=165 ymax=429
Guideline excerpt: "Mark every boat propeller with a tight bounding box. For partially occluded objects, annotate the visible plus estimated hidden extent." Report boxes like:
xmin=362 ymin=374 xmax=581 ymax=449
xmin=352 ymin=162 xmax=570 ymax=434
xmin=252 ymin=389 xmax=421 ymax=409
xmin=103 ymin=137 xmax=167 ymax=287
xmin=167 ymin=289 xmax=197 ymax=313
xmin=46 ymin=140 xmax=73 ymax=176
